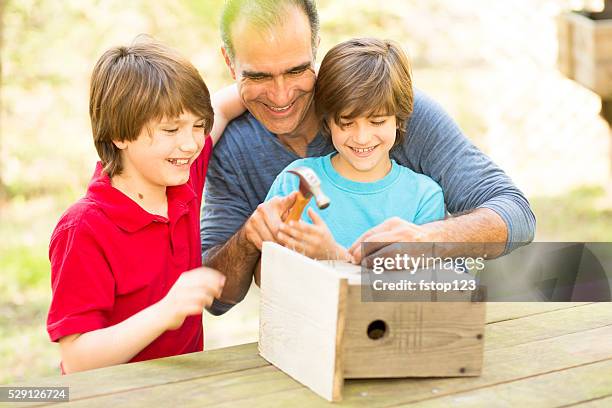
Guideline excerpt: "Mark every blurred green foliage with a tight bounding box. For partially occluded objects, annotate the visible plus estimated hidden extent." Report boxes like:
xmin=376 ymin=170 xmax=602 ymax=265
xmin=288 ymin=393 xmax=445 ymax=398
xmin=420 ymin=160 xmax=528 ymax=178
xmin=531 ymin=186 xmax=612 ymax=241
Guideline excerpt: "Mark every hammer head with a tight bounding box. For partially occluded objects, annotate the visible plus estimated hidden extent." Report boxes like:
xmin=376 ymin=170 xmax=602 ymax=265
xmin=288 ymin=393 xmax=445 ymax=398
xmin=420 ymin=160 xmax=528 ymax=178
xmin=287 ymin=166 xmax=330 ymax=209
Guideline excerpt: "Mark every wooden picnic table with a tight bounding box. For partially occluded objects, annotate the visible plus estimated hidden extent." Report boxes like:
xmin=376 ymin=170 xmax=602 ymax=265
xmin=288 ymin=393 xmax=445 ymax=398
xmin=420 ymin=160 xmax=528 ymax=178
xmin=4 ymin=302 xmax=612 ymax=407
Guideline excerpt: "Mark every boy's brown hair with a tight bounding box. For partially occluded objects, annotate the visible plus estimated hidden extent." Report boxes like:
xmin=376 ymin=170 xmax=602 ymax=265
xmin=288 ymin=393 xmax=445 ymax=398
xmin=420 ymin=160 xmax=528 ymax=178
xmin=314 ymin=38 xmax=413 ymax=146
xmin=89 ymin=35 xmax=213 ymax=177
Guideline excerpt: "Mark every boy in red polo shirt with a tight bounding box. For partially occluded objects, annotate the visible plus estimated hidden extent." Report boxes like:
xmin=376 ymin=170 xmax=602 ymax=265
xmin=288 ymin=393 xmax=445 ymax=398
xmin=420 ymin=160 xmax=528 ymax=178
xmin=47 ymin=36 xmax=232 ymax=373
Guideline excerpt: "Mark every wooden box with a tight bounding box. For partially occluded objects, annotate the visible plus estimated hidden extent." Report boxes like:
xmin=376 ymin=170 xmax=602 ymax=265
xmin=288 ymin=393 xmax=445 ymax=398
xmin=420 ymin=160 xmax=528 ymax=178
xmin=258 ymin=242 xmax=486 ymax=401
xmin=558 ymin=11 xmax=612 ymax=98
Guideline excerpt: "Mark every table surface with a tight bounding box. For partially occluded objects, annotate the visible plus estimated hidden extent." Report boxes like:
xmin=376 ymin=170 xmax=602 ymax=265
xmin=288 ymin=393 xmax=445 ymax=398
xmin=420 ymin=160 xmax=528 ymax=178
xmin=3 ymin=302 xmax=612 ymax=407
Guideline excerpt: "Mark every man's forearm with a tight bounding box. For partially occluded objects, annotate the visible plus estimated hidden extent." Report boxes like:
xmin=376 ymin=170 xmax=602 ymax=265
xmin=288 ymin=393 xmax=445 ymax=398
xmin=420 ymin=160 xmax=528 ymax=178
xmin=203 ymin=226 xmax=260 ymax=307
xmin=424 ymin=207 xmax=508 ymax=258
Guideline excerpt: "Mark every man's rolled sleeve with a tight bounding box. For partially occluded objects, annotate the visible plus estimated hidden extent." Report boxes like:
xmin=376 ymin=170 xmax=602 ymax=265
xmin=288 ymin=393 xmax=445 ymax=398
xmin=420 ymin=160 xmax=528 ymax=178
xmin=479 ymin=192 xmax=536 ymax=254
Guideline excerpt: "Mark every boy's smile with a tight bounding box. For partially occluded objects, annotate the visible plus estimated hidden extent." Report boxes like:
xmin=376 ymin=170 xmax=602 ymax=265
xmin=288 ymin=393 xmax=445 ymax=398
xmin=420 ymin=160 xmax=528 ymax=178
xmin=348 ymin=145 xmax=379 ymax=157
xmin=167 ymin=158 xmax=191 ymax=166
xmin=329 ymin=115 xmax=397 ymax=182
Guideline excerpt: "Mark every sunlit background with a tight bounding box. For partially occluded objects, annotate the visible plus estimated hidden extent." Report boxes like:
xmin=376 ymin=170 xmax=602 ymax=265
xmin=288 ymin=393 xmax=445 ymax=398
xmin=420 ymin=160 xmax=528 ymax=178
xmin=1 ymin=0 xmax=611 ymax=383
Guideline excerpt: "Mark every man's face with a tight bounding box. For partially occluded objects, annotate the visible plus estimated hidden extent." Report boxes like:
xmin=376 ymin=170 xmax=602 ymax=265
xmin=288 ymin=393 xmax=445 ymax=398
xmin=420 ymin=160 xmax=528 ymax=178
xmin=226 ymin=7 xmax=317 ymax=136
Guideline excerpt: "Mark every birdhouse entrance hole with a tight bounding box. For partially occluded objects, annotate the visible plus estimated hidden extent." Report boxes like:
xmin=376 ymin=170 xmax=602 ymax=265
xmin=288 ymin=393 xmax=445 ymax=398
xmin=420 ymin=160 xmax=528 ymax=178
xmin=367 ymin=320 xmax=387 ymax=340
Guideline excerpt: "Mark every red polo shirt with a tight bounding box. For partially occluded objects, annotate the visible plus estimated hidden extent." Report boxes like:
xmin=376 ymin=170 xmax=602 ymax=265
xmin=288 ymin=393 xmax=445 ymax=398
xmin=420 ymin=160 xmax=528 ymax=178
xmin=47 ymin=136 xmax=212 ymax=363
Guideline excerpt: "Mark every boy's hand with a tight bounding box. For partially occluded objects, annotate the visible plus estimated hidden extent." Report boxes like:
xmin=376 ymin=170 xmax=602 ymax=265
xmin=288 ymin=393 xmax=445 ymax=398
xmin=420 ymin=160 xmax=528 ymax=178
xmin=160 ymin=267 xmax=225 ymax=330
xmin=278 ymin=208 xmax=351 ymax=261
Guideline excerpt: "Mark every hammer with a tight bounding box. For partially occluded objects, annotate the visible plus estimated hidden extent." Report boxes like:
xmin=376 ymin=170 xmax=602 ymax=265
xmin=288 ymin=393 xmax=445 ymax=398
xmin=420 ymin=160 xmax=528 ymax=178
xmin=285 ymin=166 xmax=331 ymax=222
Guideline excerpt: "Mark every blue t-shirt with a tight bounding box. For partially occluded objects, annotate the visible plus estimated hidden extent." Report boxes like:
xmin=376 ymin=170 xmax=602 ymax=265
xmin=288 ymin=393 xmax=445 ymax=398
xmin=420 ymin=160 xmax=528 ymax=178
xmin=265 ymin=153 xmax=445 ymax=248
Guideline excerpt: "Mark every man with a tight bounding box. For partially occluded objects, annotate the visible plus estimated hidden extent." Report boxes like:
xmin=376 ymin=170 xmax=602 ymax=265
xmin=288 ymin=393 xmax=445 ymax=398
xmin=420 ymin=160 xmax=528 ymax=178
xmin=201 ymin=0 xmax=535 ymax=315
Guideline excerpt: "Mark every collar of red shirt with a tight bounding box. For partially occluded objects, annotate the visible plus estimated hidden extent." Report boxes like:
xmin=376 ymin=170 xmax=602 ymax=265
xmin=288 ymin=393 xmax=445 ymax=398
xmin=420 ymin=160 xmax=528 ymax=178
xmin=85 ymin=162 xmax=197 ymax=233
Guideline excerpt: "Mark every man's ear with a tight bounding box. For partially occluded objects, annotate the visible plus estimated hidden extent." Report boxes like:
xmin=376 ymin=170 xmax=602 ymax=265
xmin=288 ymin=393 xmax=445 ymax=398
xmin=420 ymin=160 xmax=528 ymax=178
xmin=221 ymin=47 xmax=237 ymax=80
xmin=113 ymin=140 xmax=128 ymax=150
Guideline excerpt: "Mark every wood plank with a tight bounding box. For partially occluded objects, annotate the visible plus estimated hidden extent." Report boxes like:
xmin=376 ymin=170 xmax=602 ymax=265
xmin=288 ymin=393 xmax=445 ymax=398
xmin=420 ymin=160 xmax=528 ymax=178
xmin=3 ymin=343 xmax=266 ymax=406
xmin=52 ymin=316 xmax=612 ymax=408
xmin=343 ymin=291 xmax=485 ymax=378
xmin=565 ymin=395 xmax=612 ymax=407
xmin=333 ymin=279 xmax=349 ymax=400
xmin=204 ymin=323 xmax=612 ymax=407
xmin=41 ymin=365 xmax=299 ymax=408
xmin=486 ymin=302 xmax=591 ymax=323
xmin=485 ymin=302 xmax=612 ymax=350
xmin=259 ymin=242 xmax=347 ymax=401
xmin=394 ymin=358 xmax=612 ymax=407
xmin=10 ymin=304 xmax=610 ymax=407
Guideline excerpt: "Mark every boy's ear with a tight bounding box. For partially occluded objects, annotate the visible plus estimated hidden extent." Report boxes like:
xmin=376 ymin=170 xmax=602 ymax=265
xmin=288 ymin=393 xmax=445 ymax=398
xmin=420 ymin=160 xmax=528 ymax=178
xmin=221 ymin=47 xmax=237 ymax=80
xmin=113 ymin=140 xmax=128 ymax=150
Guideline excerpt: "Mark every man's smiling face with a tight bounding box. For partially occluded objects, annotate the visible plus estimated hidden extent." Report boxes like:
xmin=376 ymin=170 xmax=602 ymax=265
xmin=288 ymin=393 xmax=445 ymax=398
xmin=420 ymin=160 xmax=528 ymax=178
xmin=225 ymin=6 xmax=317 ymax=137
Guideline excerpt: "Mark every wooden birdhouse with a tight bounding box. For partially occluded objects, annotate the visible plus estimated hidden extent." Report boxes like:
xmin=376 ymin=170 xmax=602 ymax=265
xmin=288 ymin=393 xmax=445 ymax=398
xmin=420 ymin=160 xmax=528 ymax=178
xmin=258 ymin=242 xmax=486 ymax=402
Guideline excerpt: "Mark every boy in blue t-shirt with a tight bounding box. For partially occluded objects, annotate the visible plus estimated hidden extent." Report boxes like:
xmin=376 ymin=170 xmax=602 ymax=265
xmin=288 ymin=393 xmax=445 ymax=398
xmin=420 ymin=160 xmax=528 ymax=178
xmin=266 ymin=38 xmax=445 ymax=261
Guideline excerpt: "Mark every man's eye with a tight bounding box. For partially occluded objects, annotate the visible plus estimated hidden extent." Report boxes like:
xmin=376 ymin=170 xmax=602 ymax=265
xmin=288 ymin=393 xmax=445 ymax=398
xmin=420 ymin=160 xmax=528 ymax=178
xmin=288 ymin=69 xmax=306 ymax=76
xmin=194 ymin=123 xmax=205 ymax=128
xmin=163 ymin=128 xmax=179 ymax=133
xmin=247 ymin=76 xmax=266 ymax=82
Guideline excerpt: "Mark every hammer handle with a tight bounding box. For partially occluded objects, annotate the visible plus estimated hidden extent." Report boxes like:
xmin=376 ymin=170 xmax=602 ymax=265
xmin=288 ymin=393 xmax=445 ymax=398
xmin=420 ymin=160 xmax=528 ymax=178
xmin=286 ymin=192 xmax=311 ymax=222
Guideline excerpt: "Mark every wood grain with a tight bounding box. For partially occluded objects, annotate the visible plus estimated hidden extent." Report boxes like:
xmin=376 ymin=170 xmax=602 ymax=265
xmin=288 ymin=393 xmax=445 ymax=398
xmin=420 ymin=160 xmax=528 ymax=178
xmin=343 ymin=285 xmax=485 ymax=378
xmin=259 ymin=242 xmax=347 ymax=401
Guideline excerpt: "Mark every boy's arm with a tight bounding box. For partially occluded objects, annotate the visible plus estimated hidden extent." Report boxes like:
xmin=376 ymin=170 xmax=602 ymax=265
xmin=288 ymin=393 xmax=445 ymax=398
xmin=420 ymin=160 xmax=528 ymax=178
xmin=59 ymin=299 xmax=172 ymax=373
xmin=59 ymin=266 xmax=224 ymax=373
xmin=209 ymin=84 xmax=245 ymax=146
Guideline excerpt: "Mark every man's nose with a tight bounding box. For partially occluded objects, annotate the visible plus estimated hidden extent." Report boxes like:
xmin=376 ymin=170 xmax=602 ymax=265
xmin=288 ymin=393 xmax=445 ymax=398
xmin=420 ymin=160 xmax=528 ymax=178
xmin=267 ymin=76 xmax=292 ymax=107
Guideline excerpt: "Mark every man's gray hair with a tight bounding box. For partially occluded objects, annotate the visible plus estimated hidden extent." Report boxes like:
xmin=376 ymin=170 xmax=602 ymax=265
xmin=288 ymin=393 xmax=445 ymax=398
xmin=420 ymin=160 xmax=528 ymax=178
xmin=221 ymin=0 xmax=319 ymax=61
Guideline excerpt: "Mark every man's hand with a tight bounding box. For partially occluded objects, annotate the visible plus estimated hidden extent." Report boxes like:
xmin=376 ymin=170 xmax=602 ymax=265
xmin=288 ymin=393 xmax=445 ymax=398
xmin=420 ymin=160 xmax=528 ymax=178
xmin=202 ymin=194 xmax=298 ymax=309
xmin=348 ymin=217 xmax=431 ymax=264
xmin=348 ymin=209 xmax=508 ymax=264
xmin=159 ymin=267 xmax=226 ymax=330
xmin=278 ymin=208 xmax=351 ymax=261
xmin=243 ymin=192 xmax=298 ymax=250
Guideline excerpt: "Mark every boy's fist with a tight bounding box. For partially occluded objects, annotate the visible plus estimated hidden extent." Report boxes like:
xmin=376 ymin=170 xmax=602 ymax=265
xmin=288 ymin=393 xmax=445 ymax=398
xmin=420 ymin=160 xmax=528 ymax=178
xmin=160 ymin=267 xmax=225 ymax=330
